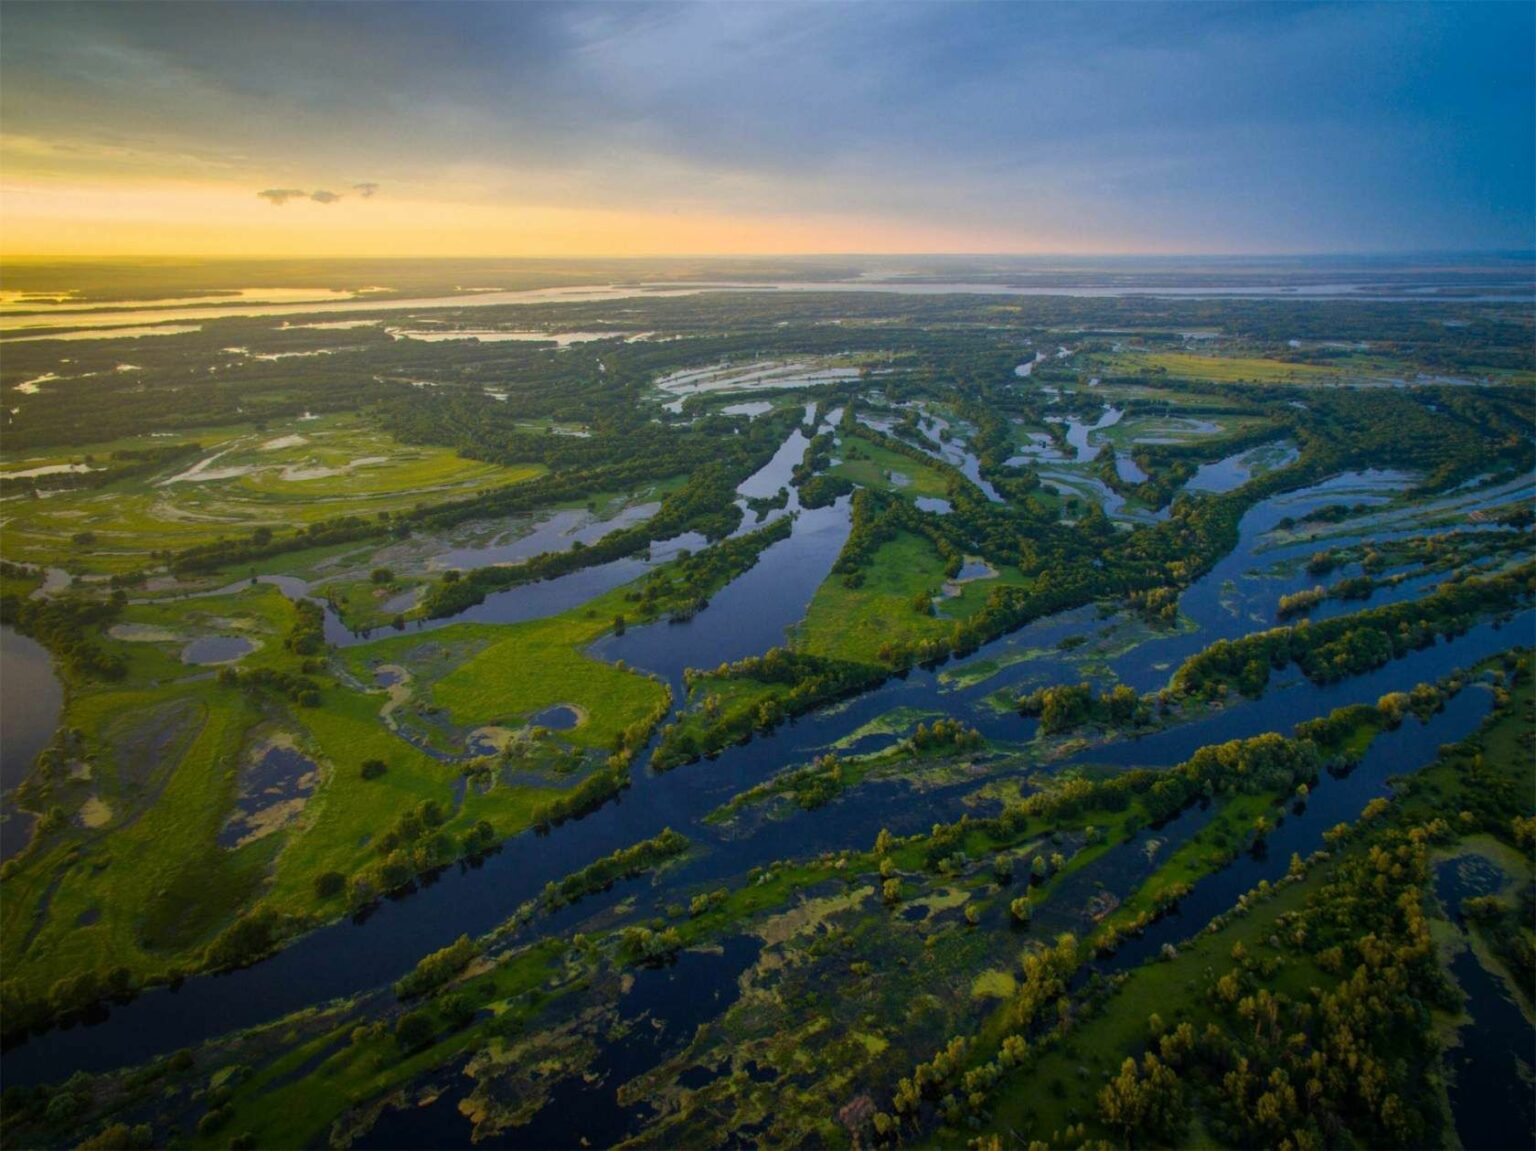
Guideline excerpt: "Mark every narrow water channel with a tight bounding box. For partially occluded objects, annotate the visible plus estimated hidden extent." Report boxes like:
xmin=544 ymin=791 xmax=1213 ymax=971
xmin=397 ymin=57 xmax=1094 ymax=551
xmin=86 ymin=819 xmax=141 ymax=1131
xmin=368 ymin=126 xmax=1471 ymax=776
xmin=1434 ymin=855 xmax=1536 ymax=1151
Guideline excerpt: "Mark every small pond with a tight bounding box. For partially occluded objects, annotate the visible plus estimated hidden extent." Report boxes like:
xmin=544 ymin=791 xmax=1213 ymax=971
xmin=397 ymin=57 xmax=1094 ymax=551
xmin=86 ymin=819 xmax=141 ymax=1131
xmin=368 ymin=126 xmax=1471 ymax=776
xmin=530 ymin=705 xmax=580 ymax=731
xmin=181 ymin=635 xmax=255 ymax=665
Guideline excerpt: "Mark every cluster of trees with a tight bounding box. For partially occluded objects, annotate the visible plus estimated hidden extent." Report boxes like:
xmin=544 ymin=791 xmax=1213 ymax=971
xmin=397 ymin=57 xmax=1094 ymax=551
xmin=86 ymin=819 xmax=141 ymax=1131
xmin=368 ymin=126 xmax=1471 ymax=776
xmin=216 ymin=665 xmax=322 ymax=707
xmin=903 ymin=718 xmax=985 ymax=754
xmin=0 ymin=591 xmax=127 ymax=681
xmin=1170 ymin=824 xmax=1459 ymax=1148
xmin=743 ymin=486 xmax=790 ymax=521
xmin=1017 ymin=681 xmax=1150 ymax=734
xmin=1276 ymin=585 xmax=1327 ymax=618
xmin=1097 ymin=1049 xmax=1189 ymax=1146
xmin=792 ymin=418 xmax=862 ymax=510
xmin=789 ymin=753 xmax=847 ymax=810
xmin=619 ymin=924 xmax=684 ymax=966
xmin=337 ymin=799 xmax=497 ymax=911
xmin=538 ymin=827 xmax=688 ymax=911
xmin=1127 ymin=584 xmax=1181 ymax=625
xmin=285 ymin=598 xmax=327 ymax=656
xmin=1174 ymin=562 xmax=1534 ymax=697
xmin=621 ymin=516 xmax=791 ymax=623
xmin=880 ymin=934 xmax=1081 ymax=1138
xmin=202 ymin=907 xmax=294 ymax=972
xmin=0 ymin=963 xmax=140 ymax=1042
xmin=394 ymin=934 xmax=480 ymax=1000
xmin=1141 ymin=732 xmax=1324 ymax=824
xmin=657 ymin=648 xmax=885 ymax=768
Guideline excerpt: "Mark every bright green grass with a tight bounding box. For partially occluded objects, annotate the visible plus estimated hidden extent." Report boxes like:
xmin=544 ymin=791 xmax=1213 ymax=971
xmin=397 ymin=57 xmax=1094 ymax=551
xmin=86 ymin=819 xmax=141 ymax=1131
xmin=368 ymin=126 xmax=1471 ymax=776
xmin=829 ymin=438 xmax=952 ymax=500
xmin=359 ymin=615 xmax=667 ymax=752
xmin=793 ymin=532 xmax=1028 ymax=665
xmin=1105 ymin=351 xmax=1346 ymax=384
xmin=265 ymin=681 xmax=558 ymax=913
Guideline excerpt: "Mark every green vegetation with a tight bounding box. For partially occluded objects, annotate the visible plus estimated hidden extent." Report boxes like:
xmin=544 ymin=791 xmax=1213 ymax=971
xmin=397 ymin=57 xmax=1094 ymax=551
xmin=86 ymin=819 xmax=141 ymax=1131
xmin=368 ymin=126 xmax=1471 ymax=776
xmin=1 ymin=272 xmax=1531 ymax=1149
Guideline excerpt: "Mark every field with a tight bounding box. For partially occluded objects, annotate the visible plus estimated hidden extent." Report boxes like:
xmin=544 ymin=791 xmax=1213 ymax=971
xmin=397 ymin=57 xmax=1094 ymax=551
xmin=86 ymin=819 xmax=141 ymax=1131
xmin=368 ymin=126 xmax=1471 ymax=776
xmin=345 ymin=611 xmax=669 ymax=754
xmin=0 ymin=413 xmax=543 ymax=574
xmin=828 ymin=436 xmax=954 ymax=500
xmin=794 ymin=532 xmax=1030 ymax=664
xmin=1103 ymin=349 xmax=1368 ymax=384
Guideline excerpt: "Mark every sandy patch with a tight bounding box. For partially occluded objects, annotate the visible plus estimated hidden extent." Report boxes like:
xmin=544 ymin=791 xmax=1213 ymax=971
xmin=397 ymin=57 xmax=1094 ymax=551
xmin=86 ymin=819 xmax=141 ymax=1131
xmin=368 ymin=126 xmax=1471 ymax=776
xmin=161 ymin=449 xmax=255 ymax=485
xmin=3 ymin=463 xmax=95 ymax=479
xmin=468 ymin=726 xmax=519 ymax=753
xmin=78 ymin=797 xmax=113 ymax=828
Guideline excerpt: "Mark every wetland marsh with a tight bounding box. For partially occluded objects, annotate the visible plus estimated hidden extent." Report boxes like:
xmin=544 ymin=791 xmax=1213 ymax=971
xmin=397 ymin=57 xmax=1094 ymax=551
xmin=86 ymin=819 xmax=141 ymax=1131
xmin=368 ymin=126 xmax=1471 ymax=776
xmin=1 ymin=260 xmax=1532 ymax=1151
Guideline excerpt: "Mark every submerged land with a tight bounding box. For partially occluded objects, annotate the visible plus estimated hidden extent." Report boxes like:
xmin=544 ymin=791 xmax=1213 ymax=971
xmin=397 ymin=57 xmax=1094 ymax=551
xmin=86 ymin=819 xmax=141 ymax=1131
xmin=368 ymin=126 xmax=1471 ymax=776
xmin=0 ymin=255 xmax=1532 ymax=1151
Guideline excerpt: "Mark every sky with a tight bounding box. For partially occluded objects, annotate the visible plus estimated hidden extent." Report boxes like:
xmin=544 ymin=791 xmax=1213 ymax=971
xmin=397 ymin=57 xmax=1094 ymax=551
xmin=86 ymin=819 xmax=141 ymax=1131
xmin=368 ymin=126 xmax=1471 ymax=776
xmin=1 ymin=1 xmax=1532 ymax=258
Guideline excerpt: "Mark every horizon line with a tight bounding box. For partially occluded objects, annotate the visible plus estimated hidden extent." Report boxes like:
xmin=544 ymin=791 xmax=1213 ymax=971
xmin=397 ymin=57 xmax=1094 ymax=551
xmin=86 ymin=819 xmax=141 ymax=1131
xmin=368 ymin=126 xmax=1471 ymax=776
xmin=3 ymin=249 xmax=1534 ymax=264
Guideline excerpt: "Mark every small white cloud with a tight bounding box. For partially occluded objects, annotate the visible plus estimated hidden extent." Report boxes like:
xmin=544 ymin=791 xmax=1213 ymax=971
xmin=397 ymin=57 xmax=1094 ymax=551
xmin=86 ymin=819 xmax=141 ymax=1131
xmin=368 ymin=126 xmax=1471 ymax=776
xmin=309 ymin=189 xmax=341 ymax=204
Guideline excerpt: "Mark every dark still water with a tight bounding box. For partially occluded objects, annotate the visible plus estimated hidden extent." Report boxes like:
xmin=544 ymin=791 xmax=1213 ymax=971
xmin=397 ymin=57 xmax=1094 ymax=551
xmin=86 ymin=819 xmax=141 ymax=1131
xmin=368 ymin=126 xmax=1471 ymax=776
xmin=0 ymin=625 xmax=62 ymax=862
xmin=1435 ymin=855 xmax=1536 ymax=1151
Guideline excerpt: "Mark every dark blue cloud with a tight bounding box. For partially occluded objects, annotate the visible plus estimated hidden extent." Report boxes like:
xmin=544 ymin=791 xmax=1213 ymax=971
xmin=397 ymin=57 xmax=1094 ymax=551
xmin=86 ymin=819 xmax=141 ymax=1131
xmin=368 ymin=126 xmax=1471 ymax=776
xmin=2 ymin=1 xmax=1530 ymax=250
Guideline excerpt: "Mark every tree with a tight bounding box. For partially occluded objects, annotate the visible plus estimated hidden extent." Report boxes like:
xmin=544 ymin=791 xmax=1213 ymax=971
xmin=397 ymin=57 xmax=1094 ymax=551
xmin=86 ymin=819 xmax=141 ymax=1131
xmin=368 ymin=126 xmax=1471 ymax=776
xmin=77 ymin=1124 xmax=155 ymax=1150
xmin=1098 ymin=1053 xmax=1186 ymax=1147
xmin=394 ymin=1009 xmax=436 ymax=1051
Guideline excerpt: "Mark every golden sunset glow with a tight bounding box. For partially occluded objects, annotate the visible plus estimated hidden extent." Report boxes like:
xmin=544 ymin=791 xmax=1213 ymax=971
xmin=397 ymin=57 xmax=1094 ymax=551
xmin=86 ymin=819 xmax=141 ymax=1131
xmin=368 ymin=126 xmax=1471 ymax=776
xmin=0 ymin=175 xmax=1077 ymax=259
